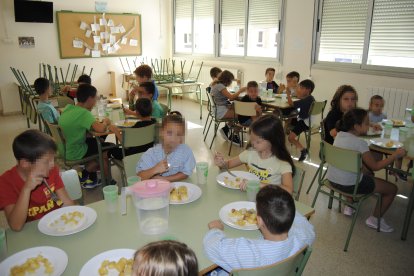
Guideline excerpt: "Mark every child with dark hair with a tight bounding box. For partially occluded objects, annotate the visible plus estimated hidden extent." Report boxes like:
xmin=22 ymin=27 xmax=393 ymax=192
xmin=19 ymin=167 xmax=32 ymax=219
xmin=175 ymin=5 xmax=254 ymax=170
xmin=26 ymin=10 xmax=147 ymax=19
xmin=129 ymin=65 xmax=160 ymax=101
xmin=0 ymin=130 xmax=74 ymax=231
xmin=209 ymin=67 xmax=222 ymax=86
xmin=124 ymin=82 xmax=164 ymax=119
xmin=368 ymin=95 xmax=387 ymax=124
xmin=34 ymin=77 xmax=60 ymax=123
xmin=265 ymin=67 xmax=279 ymax=93
xmin=327 ymin=108 xmax=406 ymax=231
xmin=59 ymin=84 xmax=116 ymax=188
xmin=62 ymin=74 xmax=92 ymax=100
xmin=238 ymin=81 xmax=262 ymax=126
xmin=136 ymin=113 xmax=195 ymax=182
xmin=287 ymin=79 xmax=316 ymax=161
xmin=215 ymin=114 xmax=295 ymax=194
xmin=277 ymin=71 xmax=300 ymax=96
xmin=203 ymin=185 xmax=315 ymax=273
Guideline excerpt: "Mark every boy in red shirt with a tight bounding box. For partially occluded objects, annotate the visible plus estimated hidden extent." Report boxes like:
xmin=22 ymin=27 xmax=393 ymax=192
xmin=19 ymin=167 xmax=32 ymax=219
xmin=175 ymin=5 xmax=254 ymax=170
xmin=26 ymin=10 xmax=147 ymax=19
xmin=0 ymin=130 xmax=74 ymax=231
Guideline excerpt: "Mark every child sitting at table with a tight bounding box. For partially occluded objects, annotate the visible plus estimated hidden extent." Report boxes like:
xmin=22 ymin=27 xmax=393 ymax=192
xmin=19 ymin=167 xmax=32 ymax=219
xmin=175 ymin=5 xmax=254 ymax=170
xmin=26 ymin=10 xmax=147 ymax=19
xmin=287 ymin=79 xmax=316 ymax=162
xmin=211 ymin=70 xmax=247 ymax=145
xmin=129 ymin=64 xmax=160 ymax=102
xmin=109 ymin=98 xmax=156 ymax=160
xmin=238 ymin=81 xmax=262 ymax=126
xmin=133 ymin=240 xmax=198 ymax=276
xmin=136 ymin=113 xmax=195 ymax=182
xmin=0 ymin=130 xmax=74 ymax=231
xmin=368 ymin=95 xmax=387 ymax=123
xmin=277 ymin=71 xmax=300 ymax=96
xmin=59 ymin=84 xmax=116 ymax=189
xmin=124 ymin=82 xmax=164 ymax=119
xmin=324 ymin=85 xmax=358 ymax=145
xmin=203 ymin=185 xmax=315 ymax=274
xmin=215 ymin=114 xmax=295 ymax=194
xmin=327 ymin=108 xmax=406 ymax=231
xmin=62 ymin=74 xmax=92 ymax=100
xmin=209 ymin=67 xmax=222 ymax=88
xmin=265 ymin=67 xmax=279 ymax=93
xmin=34 ymin=77 xmax=60 ymax=124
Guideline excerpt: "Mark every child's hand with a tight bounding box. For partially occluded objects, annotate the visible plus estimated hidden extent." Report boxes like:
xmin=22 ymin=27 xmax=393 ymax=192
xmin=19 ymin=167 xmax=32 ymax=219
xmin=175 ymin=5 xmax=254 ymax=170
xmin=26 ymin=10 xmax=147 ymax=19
xmin=154 ymin=159 xmax=169 ymax=175
xmin=214 ymin=152 xmax=226 ymax=168
xmin=394 ymin=148 xmax=407 ymax=159
xmin=102 ymin=118 xmax=111 ymax=125
xmin=25 ymin=167 xmax=45 ymax=191
xmin=239 ymin=179 xmax=248 ymax=191
xmin=372 ymin=124 xmax=382 ymax=131
xmin=208 ymin=220 xmax=224 ymax=230
xmin=278 ymin=83 xmax=286 ymax=93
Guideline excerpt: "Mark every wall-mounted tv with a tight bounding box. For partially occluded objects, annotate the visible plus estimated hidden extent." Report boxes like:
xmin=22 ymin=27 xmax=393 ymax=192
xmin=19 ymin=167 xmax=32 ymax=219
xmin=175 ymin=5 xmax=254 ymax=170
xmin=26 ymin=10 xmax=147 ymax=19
xmin=14 ymin=0 xmax=53 ymax=23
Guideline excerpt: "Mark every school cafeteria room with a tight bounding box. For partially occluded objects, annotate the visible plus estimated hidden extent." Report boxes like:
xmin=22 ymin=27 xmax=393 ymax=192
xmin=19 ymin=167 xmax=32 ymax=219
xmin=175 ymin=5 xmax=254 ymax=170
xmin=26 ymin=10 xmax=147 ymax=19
xmin=0 ymin=0 xmax=413 ymax=275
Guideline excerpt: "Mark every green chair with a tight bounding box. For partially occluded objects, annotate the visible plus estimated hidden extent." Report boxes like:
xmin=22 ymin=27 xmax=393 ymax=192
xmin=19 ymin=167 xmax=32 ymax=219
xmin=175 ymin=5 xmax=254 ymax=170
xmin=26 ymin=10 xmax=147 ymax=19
xmin=60 ymin=169 xmax=83 ymax=205
xmin=306 ymin=121 xmax=327 ymax=194
xmin=230 ymin=246 xmax=312 ymax=276
xmin=303 ymin=100 xmax=327 ymax=152
xmin=111 ymin=124 xmax=156 ymax=186
xmin=293 ymin=165 xmax=306 ymax=201
xmin=311 ymin=141 xmax=381 ymax=251
xmin=203 ymin=87 xmax=213 ymax=135
xmin=124 ymin=153 xmax=144 ymax=180
xmin=57 ymin=95 xmax=74 ymax=109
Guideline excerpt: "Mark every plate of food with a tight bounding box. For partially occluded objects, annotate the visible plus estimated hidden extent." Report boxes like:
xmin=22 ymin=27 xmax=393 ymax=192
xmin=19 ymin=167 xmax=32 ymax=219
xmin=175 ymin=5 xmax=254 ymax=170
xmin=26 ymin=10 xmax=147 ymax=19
xmin=369 ymin=138 xmax=403 ymax=149
xmin=114 ymin=120 xmax=139 ymax=128
xmin=366 ymin=127 xmax=382 ymax=136
xmin=219 ymin=201 xmax=258 ymax=231
xmin=216 ymin=171 xmax=260 ymax=190
xmin=0 ymin=246 xmax=68 ymax=276
xmin=391 ymin=119 xmax=405 ymax=127
xmin=79 ymin=249 xmax=135 ymax=276
xmin=38 ymin=206 xmax=97 ymax=236
xmin=261 ymin=97 xmax=275 ymax=102
xmin=169 ymin=182 xmax=202 ymax=205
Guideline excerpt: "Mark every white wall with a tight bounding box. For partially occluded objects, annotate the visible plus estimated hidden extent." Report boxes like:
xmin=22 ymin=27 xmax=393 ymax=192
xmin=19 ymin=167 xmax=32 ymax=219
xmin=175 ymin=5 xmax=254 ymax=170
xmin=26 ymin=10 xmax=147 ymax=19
xmin=0 ymin=0 xmax=171 ymax=114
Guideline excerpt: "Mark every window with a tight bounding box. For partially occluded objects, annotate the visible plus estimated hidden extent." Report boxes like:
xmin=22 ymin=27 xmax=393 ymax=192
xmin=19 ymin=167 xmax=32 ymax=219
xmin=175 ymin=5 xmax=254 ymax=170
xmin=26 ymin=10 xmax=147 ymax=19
xmin=315 ymin=0 xmax=414 ymax=71
xmin=220 ymin=0 xmax=246 ymax=56
xmin=193 ymin=0 xmax=214 ymax=54
xmin=174 ymin=0 xmax=192 ymax=53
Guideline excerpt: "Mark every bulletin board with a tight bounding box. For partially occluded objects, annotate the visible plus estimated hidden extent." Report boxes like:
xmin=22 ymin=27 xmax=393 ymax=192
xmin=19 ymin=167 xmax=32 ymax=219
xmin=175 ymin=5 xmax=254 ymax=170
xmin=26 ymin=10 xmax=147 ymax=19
xmin=56 ymin=11 xmax=142 ymax=59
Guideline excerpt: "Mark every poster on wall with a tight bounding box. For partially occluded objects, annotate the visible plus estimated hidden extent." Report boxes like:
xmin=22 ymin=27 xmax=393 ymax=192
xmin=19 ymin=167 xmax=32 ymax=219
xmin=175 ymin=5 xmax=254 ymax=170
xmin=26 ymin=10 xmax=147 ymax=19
xmin=18 ymin=37 xmax=35 ymax=48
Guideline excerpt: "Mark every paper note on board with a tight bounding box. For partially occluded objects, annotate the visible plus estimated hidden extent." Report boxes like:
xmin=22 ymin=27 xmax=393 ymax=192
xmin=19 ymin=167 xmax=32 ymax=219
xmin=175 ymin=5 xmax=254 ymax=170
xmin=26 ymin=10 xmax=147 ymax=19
xmin=110 ymin=35 xmax=116 ymax=44
xmin=111 ymin=27 xmax=120 ymax=34
xmin=121 ymin=37 xmax=127 ymax=45
xmin=73 ymin=40 xmax=83 ymax=48
xmin=107 ymin=19 xmax=114 ymax=27
xmin=107 ymin=47 xmax=114 ymax=54
xmin=80 ymin=21 xmax=88 ymax=30
xmin=99 ymin=18 xmax=107 ymax=26
xmin=102 ymin=43 xmax=110 ymax=51
xmin=129 ymin=39 xmax=138 ymax=47
xmin=119 ymin=25 xmax=126 ymax=33
xmin=85 ymin=30 xmax=92 ymax=38
xmin=84 ymin=48 xmax=91 ymax=56
xmin=91 ymin=24 xmax=99 ymax=32
xmin=93 ymin=36 xmax=101 ymax=43
xmin=113 ymin=43 xmax=121 ymax=51
xmin=92 ymin=50 xmax=101 ymax=58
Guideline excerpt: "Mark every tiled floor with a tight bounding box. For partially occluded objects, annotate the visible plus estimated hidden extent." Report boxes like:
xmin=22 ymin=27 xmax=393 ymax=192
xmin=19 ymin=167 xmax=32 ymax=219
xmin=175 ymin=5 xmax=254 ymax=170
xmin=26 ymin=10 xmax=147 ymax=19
xmin=0 ymin=98 xmax=413 ymax=275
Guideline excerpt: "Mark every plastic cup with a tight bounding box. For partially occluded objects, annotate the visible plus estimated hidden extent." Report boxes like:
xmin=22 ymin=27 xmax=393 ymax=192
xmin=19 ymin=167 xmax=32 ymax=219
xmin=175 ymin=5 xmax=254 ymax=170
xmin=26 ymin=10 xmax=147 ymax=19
xmin=384 ymin=122 xmax=393 ymax=138
xmin=281 ymin=94 xmax=287 ymax=103
xmin=0 ymin=228 xmax=6 ymax=262
xmin=399 ymin=127 xmax=408 ymax=143
xmin=127 ymin=176 xmax=141 ymax=187
xmin=196 ymin=162 xmax=209 ymax=185
xmin=103 ymin=185 xmax=118 ymax=213
xmin=246 ymin=180 xmax=260 ymax=202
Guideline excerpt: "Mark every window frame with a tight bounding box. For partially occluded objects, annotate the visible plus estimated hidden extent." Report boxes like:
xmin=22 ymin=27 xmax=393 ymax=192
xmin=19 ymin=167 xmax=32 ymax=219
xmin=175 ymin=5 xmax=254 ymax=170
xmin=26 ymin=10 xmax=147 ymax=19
xmin=312 ymin=0 xmax=414 ymax=77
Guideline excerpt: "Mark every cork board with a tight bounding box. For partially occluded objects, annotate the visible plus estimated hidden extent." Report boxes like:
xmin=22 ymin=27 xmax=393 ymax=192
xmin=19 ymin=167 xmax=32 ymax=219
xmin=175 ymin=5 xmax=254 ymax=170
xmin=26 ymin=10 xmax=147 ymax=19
xmin=56 ymin=11 xmax=142 ymax=59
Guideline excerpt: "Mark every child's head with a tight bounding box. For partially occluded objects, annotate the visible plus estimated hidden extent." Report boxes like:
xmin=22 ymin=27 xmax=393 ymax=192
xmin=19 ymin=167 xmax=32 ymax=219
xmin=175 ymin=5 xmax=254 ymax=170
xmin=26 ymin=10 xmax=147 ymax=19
xmin=249 ymin=115 xmax=295 ymax=175
xmin=369 ymin=95 xmax=385 ymax=115
xmin=77 ymin=74 xmax=92 ymax=85
xmin=135 ymin=98 xmax=152 ymax=118
xmin=296 ymin=79 xmax=315 ymax=98
xmin=134 ymin=65 xmax=153 ymax=83
xmin=161 ymin=113 xmax=186 ymax=152
xmin=137 ymin=82 xmax=155 ymax=100
xmin=265 ymin=68 xmax=275 ymax=82
xmin=331 ymin=85 xmax=358 ymax=113
xmin=336 ymin=108 xmax=369 ymax=136
xmin=34 ymin=77 xmax=51 ymax=97
xmin=217 ymin=70 xmax=235 ymax=87
xmin=256 ymin=185 xmax=296 ymax=235
xmin=210 ymin=67 xmax=222 ymax=80
xmin=77 ymin=84 xmax=97 ymax=109
xmin=13 ymin=130 xmax=57 ymax=177
xmin=246 ymin=81 xmax=259 ymax=100
xmin=286 ymin=71 xmax=300 ymax=88
xmin=132 ymin=240 xmax=198 ymax=276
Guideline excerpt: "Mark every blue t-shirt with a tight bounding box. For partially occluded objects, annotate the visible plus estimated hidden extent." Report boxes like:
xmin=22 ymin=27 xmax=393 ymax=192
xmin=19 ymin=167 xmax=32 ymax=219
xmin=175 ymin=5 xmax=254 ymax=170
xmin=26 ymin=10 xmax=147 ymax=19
xmin=368 ymin=111 xmax=387 ymax=123
xmin=152 ymin=80 xmax=159 ymax=101
xmin=37 ymin=100 xmax=60 ymax=123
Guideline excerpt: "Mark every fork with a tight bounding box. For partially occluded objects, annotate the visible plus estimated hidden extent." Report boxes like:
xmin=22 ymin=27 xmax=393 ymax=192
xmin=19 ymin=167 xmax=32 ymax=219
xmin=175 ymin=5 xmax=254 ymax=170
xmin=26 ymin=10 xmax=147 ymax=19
xmin=43 ymin=178 xmax=60 ymax=204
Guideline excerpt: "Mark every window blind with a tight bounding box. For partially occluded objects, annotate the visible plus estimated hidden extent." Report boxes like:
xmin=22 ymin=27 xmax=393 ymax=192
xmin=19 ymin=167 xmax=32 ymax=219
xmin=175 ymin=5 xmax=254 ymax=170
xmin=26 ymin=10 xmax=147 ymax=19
xmin=248 ymin=0 xmax=279 ymax=28
xmin=175 ymin=0 xmax=192 ymax=20
xmin=221 ymin=0 xmax=245 ymax=27
xmin=194 ymin=0 xmax=214 ymax=19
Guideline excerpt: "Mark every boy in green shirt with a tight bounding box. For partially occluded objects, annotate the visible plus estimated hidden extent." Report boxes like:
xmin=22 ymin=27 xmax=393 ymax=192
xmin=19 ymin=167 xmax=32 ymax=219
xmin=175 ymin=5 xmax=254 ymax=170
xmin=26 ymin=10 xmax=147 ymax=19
xmin=124 ymin=81 xmax=165 ymax=119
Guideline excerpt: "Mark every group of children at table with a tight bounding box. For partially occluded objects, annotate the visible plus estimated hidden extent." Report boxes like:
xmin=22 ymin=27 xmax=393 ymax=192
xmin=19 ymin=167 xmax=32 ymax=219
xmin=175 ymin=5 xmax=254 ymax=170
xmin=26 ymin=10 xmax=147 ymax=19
xmin=0 ymin=63 xmax=409 ymax=274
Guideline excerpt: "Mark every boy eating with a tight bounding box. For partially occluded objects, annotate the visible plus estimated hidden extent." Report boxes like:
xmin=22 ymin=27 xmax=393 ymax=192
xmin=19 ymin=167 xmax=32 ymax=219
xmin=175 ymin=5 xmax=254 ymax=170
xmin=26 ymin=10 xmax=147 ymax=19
xmin=278 ymin=71 xmax=300 ymax=96
xmin=34 ymin=77 xmax=60 ymax=123
xmin=124 ymin=82 xmax=164 ymax=119
xmin=238 ymin=81 xmax=262 ymax=126
xmin=265 ymin=68 xmax=279 ymax=93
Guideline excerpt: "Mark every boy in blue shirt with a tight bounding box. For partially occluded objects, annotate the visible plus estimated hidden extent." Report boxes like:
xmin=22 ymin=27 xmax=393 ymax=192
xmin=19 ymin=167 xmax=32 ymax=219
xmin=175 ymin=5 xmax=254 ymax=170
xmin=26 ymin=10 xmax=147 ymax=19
xmin=34 ymin=78 xmax=60 ymax=123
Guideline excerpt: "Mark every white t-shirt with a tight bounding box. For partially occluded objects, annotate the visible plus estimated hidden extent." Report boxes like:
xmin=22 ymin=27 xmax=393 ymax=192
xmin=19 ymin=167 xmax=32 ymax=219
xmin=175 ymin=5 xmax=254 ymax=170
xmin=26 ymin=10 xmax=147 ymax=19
xmin=326 ymin=131 xmax=369 ymax=186
xmin=239 ymin=150 xmax=292 ymax=185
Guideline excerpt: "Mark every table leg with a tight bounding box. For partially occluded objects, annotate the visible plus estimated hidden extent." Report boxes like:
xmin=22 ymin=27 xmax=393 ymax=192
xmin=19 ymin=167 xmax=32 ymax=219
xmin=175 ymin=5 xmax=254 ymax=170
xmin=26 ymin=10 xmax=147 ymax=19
xmin=401 ymin=181 xmax=414 ymax=240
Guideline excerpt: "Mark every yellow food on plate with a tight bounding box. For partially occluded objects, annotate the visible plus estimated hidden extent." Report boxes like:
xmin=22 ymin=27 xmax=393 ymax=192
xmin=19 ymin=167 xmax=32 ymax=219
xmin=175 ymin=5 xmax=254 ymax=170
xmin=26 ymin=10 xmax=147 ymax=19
xmin=391 ymin=119 xmax=404 ymax=126
xmin=385 ymin=141 xmax=394 ymax=148
xmin=98 ymin=257 xmax=133 ymax=276
xmin=49 ymin=211 xmax=84 ymax=231
xmin=121 ymin=121 xmax=136 ymax=127
xmin=10 ymin=254 xmax=54 ymax=276
xmin=223 ymin=176 xmax=244 ymax=188
xmin=228 ymin=208 xmax=257 ymax=226
xmin=170 ymin=186 xmax=189 ymax=202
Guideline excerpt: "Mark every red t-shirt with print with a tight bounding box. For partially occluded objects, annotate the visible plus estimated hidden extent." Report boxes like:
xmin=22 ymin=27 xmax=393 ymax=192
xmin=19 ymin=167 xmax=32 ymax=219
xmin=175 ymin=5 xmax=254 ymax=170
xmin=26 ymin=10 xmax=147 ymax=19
xmin=0 ymin=166 xmax=64 ymax=222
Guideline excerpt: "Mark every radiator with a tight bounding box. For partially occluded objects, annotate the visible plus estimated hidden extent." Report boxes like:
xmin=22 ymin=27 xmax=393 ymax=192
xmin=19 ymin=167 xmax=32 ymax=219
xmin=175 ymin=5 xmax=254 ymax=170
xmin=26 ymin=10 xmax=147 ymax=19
xmin=366 ymin=87 xmax=414 ymax=119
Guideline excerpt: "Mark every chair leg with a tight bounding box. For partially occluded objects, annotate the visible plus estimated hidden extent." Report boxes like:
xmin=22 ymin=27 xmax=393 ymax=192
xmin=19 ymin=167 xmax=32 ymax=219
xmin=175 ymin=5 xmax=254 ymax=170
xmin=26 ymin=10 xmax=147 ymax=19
xmin=328 ymin=190 xmax=334 ymax=209
xmin=311 ymin=184 xmax=322 ymax=208
xmin=338 ymin=194 xmax=342 ymax=213
xmin=203 ymin=115 xmax=210 ymax=134
xmin=344 ymin=201 xmax=363 ymax=251
xmin=209 ymin=122 xmax=219 ymax=149
xmin=306 ymin=167 xmax=320 ymax=194
xmin=204 ymin=118 xmax=213 ymax=142
xmin=228 ymin=128 xmax=234 ymax=156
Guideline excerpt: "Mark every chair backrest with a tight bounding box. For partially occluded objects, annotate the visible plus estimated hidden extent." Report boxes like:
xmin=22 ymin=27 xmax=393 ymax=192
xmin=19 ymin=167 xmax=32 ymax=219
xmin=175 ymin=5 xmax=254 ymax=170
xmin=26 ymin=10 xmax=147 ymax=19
xmin=123 ymin=152 xmax=144 ymax=177
xmin=60 ymin=169 xmax=83 ymax=203
xmin=205 ymin=88 xmax=212 ymax=112
xmin=230 ymin=246 xmax=312 ymax=276
xmin=159 ymin=103 xmax=170 ymax=117
xmin=122 ymin=124 xmax=155 ymax=149
xmin=319 ymin=120 xmax=326 ymax=141
xmin=234 ymin=101 xmax=257 ymax=117
xmin=308 ymin=100 xmax=327 ymax=127
xmin=57 ymin=95 xmax=74 ymax=109
xmin=46 ymin=122 xmax=67 ymax=160
xmin=293 ymin=166 xmax=306 ymax=201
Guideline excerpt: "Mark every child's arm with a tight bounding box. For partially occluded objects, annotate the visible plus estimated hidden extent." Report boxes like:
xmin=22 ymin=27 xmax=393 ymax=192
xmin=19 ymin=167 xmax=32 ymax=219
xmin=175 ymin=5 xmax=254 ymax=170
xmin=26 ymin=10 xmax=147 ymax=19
xmin=91 ymin=118 xmax=111 ymax=133
xmin=107 ymin=124 xmax=122 ymax=141
xmin=214 ymin=152 xmax=243 ymax=169
xmin=280 ymin=172 xmax=293 ymax=194
xmin=55 ymin=188 xmax=75 ymax=206
xmin=123 ymin=108 xmax=136 ymax=116
xmin=363 ymin=148 xmax=406 ymax=171
xmin=137 ymin=159 xmax=169 ymax=180
xmin=153 ymin=172 xmax=188 ymax=182
xmin=286 ymin=89 xmax=294 ymax=106
xmin=220 ymin=87 xmax=246 ymax=101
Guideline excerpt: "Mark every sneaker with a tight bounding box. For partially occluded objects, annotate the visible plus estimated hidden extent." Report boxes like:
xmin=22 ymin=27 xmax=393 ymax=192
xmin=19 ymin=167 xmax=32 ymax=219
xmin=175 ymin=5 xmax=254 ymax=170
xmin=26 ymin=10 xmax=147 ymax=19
xmin=365 ymin=216 xmax=394 ymax=233
xmin=231 ymin=134 xmax=241 ymax=146
xmin=78 ymin=170 xmax=89 ymax=184
xmin=81 ymin=178 xmax=102 ymax=189
xmin=397 ymin=172 xmax=408 ymax=181
xmin=219 ymin=128 xmax=230 ymax=142
xmin=298 ymin=149 xmax=308 ymax=162
xmin=343 ymin=206 xmax=355 ymax=216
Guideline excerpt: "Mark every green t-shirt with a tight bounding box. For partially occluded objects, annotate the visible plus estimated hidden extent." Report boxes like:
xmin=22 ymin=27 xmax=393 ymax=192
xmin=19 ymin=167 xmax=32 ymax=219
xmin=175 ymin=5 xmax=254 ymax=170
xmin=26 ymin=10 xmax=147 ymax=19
xmin=58 ymin=105 xmax=96 ymax=160
xmin=152 ymin=100 xmax=165 ymax=119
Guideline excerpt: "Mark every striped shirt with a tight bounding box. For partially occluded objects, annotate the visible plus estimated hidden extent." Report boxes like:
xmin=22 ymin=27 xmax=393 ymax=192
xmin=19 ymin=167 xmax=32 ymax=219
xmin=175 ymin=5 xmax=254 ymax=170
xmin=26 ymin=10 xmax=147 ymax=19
xmin=203 ymin=212 xmax=315 ymax=274
xmin=136 ymin=143 xmax=195 ymax=176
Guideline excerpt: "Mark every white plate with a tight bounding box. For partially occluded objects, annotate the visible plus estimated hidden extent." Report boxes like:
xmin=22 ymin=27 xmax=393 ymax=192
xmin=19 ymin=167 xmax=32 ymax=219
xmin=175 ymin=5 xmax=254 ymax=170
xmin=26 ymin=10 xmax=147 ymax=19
xmin=79 ymin=249 xmax=135 ymax=276
xmin=219 ymin=201 xmax=258 ymax=231
xmin=38 ymin=206 xmax=97 ymax=236
xmin=114 ymin=119 xmax=139 ymax=128
xmin=170 ymin=182 xmax=202 ymax=205
xmin=0 ymin=246 xmax=68 ymax=276
xmin=261 ymin=97 xmax=275 ymax=102
xmin=216 ymin=171 xmax=260 ymax=190
xmin=369 ymin=138 xmax=403 ymax=149
xmin=366 ymin=127 xmax=382 ymax=136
